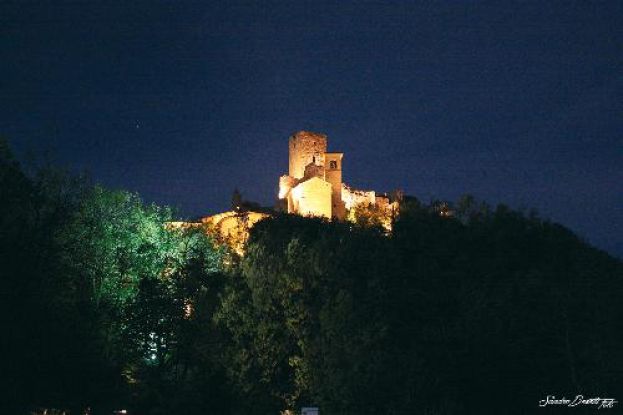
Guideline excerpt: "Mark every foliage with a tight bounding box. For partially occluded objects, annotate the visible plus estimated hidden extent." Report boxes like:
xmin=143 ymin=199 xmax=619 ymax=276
xmin=218 ymin=203 xmax=623 ymax=414
xmin=2 ymin=138 xmax=229 ymax=414
xmin=2 ymin=136 xmax=622 ymax=415
xmin=216 ymin=215 xmax=398 ymax=413
xmin=58 ymin=187 xmax=179 ymax=308
xmin=347 ymin=202 xmax=391 ymax=230
xmin=56 ymin=187 xmax=229 ymax=413
xmin=1 ymin=138 xmax=96 ymax=414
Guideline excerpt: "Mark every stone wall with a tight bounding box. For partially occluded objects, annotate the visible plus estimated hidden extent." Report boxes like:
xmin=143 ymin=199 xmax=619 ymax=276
xmin=291 ymin=177 xmax=332 ymax=218
xmin=202 ymin=211 xmax=269 ymax=254
xmin=279 ymin=175 xmax=298 ymax=199
xmin=341 ymin=184 xmax=376 ymax=210
xmin=289 ymin=131 xmax=327 ymax=179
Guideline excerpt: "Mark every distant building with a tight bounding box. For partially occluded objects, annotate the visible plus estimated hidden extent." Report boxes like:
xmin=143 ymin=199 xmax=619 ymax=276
xmin=198 ymin=130 xmax=399 ymax=253
xmin=278 ymin=131 xmax=397 ymax=222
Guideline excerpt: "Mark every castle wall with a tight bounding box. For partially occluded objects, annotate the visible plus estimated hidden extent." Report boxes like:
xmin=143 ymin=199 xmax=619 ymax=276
xmin=279 ymin=175 xmax=298 ymax=199
xmin=201 ymin=211 xmax=269 ymax=254
xmin=289 ymin=131 xmax=327 ymax=179
xmin=291 ymin=177 xmax=332 ymax=218
xmin=281 ymin=130 xmax=395 ymax=226
xmin=342 ymin=184 xmax=376 ymax=210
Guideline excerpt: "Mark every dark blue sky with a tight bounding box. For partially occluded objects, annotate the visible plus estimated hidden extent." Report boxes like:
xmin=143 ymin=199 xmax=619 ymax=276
xmin=1 ymin=1 xmax=621 ymax=258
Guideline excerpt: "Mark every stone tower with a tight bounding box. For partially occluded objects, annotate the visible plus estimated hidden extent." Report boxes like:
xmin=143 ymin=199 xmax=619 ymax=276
xmin=280 ymin=131 xmax=347 ymax=220
xmin=324 ymin=152 xmax=345 ymax=220
xmin=289 ymin=131 xmax=328 ymax=179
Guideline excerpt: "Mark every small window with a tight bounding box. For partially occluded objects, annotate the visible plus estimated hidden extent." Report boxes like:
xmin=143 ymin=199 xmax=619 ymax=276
xmin=329 ymin=160 xmax=337 ymax=169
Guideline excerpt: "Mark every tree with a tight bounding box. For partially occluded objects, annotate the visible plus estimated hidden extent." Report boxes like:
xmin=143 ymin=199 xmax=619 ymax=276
xmin=231 ymin=188 xmax=242 ymax=211
xmin=1 ymin=138 xmax=95 ymax=414
xmin=57 ymin=186 xmax=228 ymax=413
xmin=216 ymin=214 xmax=399 ymax=413
xmin=347 ymin=202 xmax=390 ymax=230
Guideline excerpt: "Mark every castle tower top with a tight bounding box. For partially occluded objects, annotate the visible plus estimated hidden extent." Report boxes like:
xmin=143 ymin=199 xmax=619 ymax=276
xmin=288 ymin=131 xmax=328 ymax=179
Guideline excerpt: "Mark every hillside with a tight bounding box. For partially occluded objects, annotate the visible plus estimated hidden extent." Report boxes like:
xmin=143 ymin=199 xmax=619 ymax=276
xmin=2 ymin=138 xmax=622 ymax=414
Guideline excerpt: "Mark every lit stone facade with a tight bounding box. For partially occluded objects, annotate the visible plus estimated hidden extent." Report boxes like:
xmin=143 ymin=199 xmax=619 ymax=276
xmin=279 ymin=130 xmax=394 ymax=222
xmin=201 ymin=210 xmax=269 ymax=254
xmin=289 ymin=131 xmax=327 ymax=179
xmin=342 ymin=184 xmax=376 ymax=210
xmin=291 ymin=177 xmax=333 ymax=218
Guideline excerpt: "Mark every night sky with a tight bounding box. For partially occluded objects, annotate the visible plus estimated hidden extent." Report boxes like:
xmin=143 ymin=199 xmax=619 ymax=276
xmin=1 ymin=2 xmax=621 ymax=258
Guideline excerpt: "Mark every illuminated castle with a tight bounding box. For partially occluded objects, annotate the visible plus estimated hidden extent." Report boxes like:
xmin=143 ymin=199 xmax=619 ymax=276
xmin=201 ymin=130 xmax=398 ymax=253
xmin=278 ymin=131 xmax=395 ymax=221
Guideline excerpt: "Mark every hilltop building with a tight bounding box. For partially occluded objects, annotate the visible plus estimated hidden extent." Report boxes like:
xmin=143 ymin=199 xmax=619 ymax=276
xmin=278 ymin=131 xmax=396 ymax=221
xmin=199 ymin=130 xmax=398 ymax=253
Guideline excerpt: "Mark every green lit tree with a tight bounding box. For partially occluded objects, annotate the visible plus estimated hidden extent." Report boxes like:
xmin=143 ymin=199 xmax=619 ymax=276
xmin=56 ymin=186 xmax=229 ymax=413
